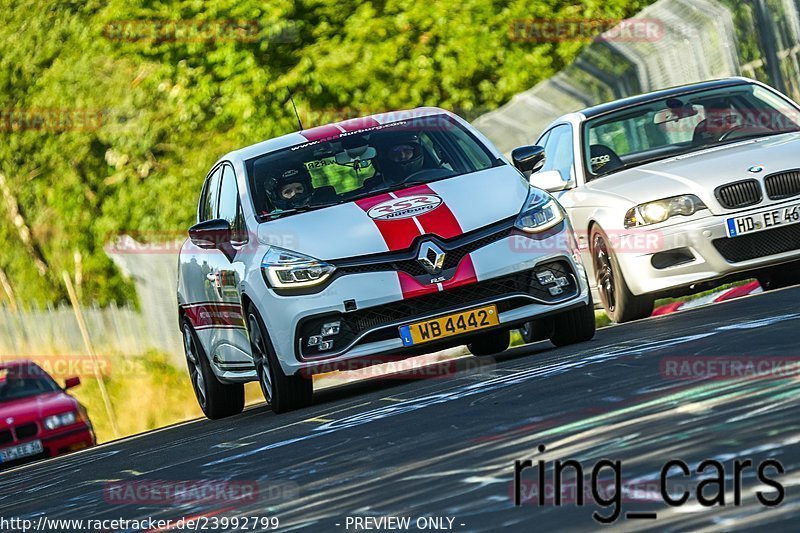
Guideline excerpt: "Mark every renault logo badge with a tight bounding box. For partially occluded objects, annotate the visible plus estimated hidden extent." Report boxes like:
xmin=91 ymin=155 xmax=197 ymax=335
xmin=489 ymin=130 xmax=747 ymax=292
xmin=418 ymin=242 xmax=446 ymax=275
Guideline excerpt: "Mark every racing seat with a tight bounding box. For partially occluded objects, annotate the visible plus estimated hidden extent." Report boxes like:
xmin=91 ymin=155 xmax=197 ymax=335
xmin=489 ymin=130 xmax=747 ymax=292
xmin=588 ymin=144 xmax=624 ymax=175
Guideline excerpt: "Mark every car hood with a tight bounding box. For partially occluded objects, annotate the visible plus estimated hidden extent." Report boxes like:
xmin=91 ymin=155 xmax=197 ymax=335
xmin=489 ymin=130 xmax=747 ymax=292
xmin=585 ymin=132 xmax=800 ymax=213
xmin=0 ymin=392 xmax=77 ymax=428
xmin=257 ymin=166 xmax=530 ymax=260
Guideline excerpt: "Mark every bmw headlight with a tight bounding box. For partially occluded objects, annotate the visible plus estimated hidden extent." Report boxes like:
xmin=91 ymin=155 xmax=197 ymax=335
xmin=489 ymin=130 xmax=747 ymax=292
xmin=515 ymin=189 xmax=565 ymax=233
xmin=261 ymin=247 xmax=336 ymax=289
xmin=624 ymin=195 xmax=707 ymax=228
xmin=44 ymin=411 xmax=77 ymax=430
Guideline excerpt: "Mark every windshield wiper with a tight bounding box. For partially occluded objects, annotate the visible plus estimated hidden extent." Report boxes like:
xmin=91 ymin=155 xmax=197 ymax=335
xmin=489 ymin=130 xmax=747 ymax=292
xmin=264 ymin=202 xmax=341 ymax=220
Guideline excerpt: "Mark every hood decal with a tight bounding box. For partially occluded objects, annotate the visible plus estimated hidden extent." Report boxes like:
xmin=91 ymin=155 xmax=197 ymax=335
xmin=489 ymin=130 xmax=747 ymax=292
xmin=366 ymin=194 xmax=443 ymax=220
xmin=355 ymin=184 xmax=464 ymax=252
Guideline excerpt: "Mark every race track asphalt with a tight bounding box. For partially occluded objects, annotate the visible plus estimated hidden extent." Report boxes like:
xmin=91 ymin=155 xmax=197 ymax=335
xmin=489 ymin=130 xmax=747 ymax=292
xmin=2 ymin=286 xmax=799 ymax=532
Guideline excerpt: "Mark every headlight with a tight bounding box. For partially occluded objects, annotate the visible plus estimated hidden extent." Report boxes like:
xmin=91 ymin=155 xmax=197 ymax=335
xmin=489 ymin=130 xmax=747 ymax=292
xmin=44 ymin=411 xmax=77 ymax=430
xmin=261 ymin=247 xmax=336 ymax=289
xmin=515 ymin=189 xmax=565 ymax=233
xmin=624 ymin=195 xmax=707 ymax=228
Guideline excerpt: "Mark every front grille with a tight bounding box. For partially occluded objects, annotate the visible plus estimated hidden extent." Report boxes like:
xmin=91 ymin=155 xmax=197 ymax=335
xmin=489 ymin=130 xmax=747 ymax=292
xmin=337 ymin=219 xmax=514 ymax=278
xmin=0 ymin=429 xmax=12 ymax=445
xmin=297 ymin=260 xmax=577 ymax=358
xmin=765 ymin=170 xmax=800 ymax=200
xmin=713 ymin=223 xmax=800 ymax=262
xmin=14 ymin=423 xmax=38 ymax=440
xmin=715 ymin=179 xmax=762 ymax=209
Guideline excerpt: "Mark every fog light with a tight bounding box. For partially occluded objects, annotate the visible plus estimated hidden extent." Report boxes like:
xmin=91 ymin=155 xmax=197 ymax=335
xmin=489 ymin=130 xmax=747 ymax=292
xmin=321 ymin=322 xmax=341 ymax=336
xmin=319 ymin=340 xmax=334 ymax=351
xmin=536 ymin=271 xmax=556 ymax=285
xmin=307 ymin=335 xmax=323 ymax=346
xmin=537 ymin=269 xmax=569 ymax=296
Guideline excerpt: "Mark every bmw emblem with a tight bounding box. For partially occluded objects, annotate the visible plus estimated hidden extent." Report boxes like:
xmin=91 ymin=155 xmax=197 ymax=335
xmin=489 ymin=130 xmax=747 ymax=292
xmin=748 ymin=165 xmax=764 ymax=173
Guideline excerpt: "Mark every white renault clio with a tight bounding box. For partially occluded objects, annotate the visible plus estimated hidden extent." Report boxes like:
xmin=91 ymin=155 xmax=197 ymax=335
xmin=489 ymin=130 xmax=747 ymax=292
xmin=177 ymin=108 xmax=595 ymax=418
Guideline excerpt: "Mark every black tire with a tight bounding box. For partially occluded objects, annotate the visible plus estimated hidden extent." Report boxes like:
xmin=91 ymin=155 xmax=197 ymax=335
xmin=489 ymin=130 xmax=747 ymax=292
xmin=591 ymin=227 xmax=654 ymax=323
xmin=246 ymin=305 xmax=313 ymax=414
xmin=181 ymin=318 xmax=244 ymax=420
xmin=468 ymin=329 xmax=510 ymax=357
xmin=549 ymin=293 xmax=597 ymax=347
xmin=757 ymin=263 xmax=800 ymax=291
xmin=519 ymin=321 xmax=550 ymax=344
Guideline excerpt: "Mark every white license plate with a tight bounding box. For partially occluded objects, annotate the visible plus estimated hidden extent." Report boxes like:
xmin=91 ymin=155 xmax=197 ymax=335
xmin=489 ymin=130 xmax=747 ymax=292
xmin=0 ymin=440 xmax=43 ymax=463
xmin=726 ymin=202 xmax=800 ymax=237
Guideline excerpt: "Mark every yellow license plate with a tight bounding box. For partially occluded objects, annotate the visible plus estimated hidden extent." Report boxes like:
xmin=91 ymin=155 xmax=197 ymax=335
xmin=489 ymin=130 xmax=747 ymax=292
xmin=399 ymin=305 xmax=499 ymax=346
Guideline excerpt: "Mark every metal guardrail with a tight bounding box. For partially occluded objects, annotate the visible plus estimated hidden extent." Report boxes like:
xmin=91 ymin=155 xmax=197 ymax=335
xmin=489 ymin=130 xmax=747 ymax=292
xmin=474 ymin=0 xmax=800 ymax=153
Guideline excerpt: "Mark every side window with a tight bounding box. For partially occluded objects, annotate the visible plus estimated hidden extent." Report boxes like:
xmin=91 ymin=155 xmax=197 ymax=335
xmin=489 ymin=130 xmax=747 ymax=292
xmin=198 ymin=167 xmax=222 ymax=222
xmin=218 ymin=165 xmax=247 ymax=243
xmin=540 ymin=125 xmax=574 ymax=180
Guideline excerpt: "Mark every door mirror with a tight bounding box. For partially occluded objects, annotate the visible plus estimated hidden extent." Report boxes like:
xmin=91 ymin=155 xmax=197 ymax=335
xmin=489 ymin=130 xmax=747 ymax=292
xmin=64 ymin=376 xmax=81 ymax=390
xmin=511 ymin=145 xmax=546 ymax=173
xmin=530 ymin=169 xmax=573 ymax=193
xmin=189 ymin=219 xmax=232 ymax=250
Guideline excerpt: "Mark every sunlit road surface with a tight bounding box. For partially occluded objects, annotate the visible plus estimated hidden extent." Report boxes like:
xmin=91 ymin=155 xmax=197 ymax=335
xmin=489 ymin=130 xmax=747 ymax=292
xmin=2 ymin=287 xmax=799 ymax=532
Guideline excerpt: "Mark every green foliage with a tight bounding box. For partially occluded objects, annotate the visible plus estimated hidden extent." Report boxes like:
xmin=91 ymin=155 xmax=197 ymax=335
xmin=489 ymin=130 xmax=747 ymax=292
xmin=0 ymin=0 xmax=652 ymax=305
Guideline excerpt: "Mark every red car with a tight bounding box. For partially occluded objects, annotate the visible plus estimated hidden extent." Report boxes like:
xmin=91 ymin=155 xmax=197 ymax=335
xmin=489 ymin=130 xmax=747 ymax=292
xmin=0 ymin=360 xmax=95 ymax=468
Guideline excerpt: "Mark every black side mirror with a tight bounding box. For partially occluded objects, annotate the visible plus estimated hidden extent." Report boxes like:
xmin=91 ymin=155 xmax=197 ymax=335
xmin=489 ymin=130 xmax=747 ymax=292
xmin=511 ymin=145 xmax=546 ymax=173
xmin=188 ymin=219 xmax=232 ymax=250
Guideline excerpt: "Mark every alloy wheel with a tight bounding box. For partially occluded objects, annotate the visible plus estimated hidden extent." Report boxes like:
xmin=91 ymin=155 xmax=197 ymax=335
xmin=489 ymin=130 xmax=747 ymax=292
xmin=183 ymin=324 xmax=207 ymax=409
xmin=248 ymin=313 xmax=273 ymax=402
xmin=593 ymin=234 xmax=616 ymax=313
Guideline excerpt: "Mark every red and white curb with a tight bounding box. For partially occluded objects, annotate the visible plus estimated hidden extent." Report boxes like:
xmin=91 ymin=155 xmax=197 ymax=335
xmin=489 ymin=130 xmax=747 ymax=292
xmin=651 ymin=281 xmax=763 ymax=317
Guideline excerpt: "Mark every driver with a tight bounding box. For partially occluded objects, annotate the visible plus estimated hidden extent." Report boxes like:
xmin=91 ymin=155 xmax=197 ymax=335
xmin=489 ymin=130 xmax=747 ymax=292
xmin=0 ymin=370 xmax=26 ymax=398
xmin=264 ymin=166 xmax=314 ymax=211
xmin=375 ymin=132 xmax=426 ymax=185
xmin=693 ymin=106 xmax=742 ymax=146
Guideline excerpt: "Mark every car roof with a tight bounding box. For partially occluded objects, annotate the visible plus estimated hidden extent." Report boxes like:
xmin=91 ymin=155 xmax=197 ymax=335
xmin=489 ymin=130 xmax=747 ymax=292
xmin=226 ymin=107 xmax=458 ymax=163
xmin=0 ymin=359 xmax=35 ymax=370
xmin=580 ymin=77 xmax=754 ymax=119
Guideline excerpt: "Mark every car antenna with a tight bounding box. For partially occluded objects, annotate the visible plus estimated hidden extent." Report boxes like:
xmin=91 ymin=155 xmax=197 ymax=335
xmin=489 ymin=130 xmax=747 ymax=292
xmin=288 ymin=92 xmax=304 ymax=131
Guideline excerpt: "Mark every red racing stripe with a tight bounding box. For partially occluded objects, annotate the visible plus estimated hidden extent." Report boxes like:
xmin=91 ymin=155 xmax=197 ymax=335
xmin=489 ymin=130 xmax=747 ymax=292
xmin=339 ymin=116 xmax=381 ymax=131
xmin=441 ymin=254 xmax=478 ymax=290
xmin=393 ymin=184 xmax=463 ymax=239
xmin=355 ymin=184 xmax=469 ymax=299
xmin=182 ymin=302 xmax=245 ymax=330
xmin=396 ymin=255 xmax=478 ymax=300
xmin=299 ymin=124 xmax=342 ymax=142
xmin=355 ymin=193 xmax=422 ymax=251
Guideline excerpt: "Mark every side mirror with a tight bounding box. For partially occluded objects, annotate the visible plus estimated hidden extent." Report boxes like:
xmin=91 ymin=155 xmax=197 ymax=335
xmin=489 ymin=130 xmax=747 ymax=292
xmin=64 ymin=376 xmax=81 ymax=389
xmin=188 ymin=219 xmax=232 ymax=250
xmin=530 ymin=169 xmax=573 ymax=193
xmin=511 ymin=145 xmax=546 ymax=173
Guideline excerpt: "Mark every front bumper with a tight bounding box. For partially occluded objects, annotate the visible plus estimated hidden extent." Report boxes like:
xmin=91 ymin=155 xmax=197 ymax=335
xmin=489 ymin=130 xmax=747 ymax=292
xmin=251 ymin=229 xmax=590 ymax=376
xmin=41 ymin=425 xmax=95 ymax=457
xmin=615 ymin=208 xmax=800 ymax=296
xmin=0 ymin=425 xmax=94 ymax=469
